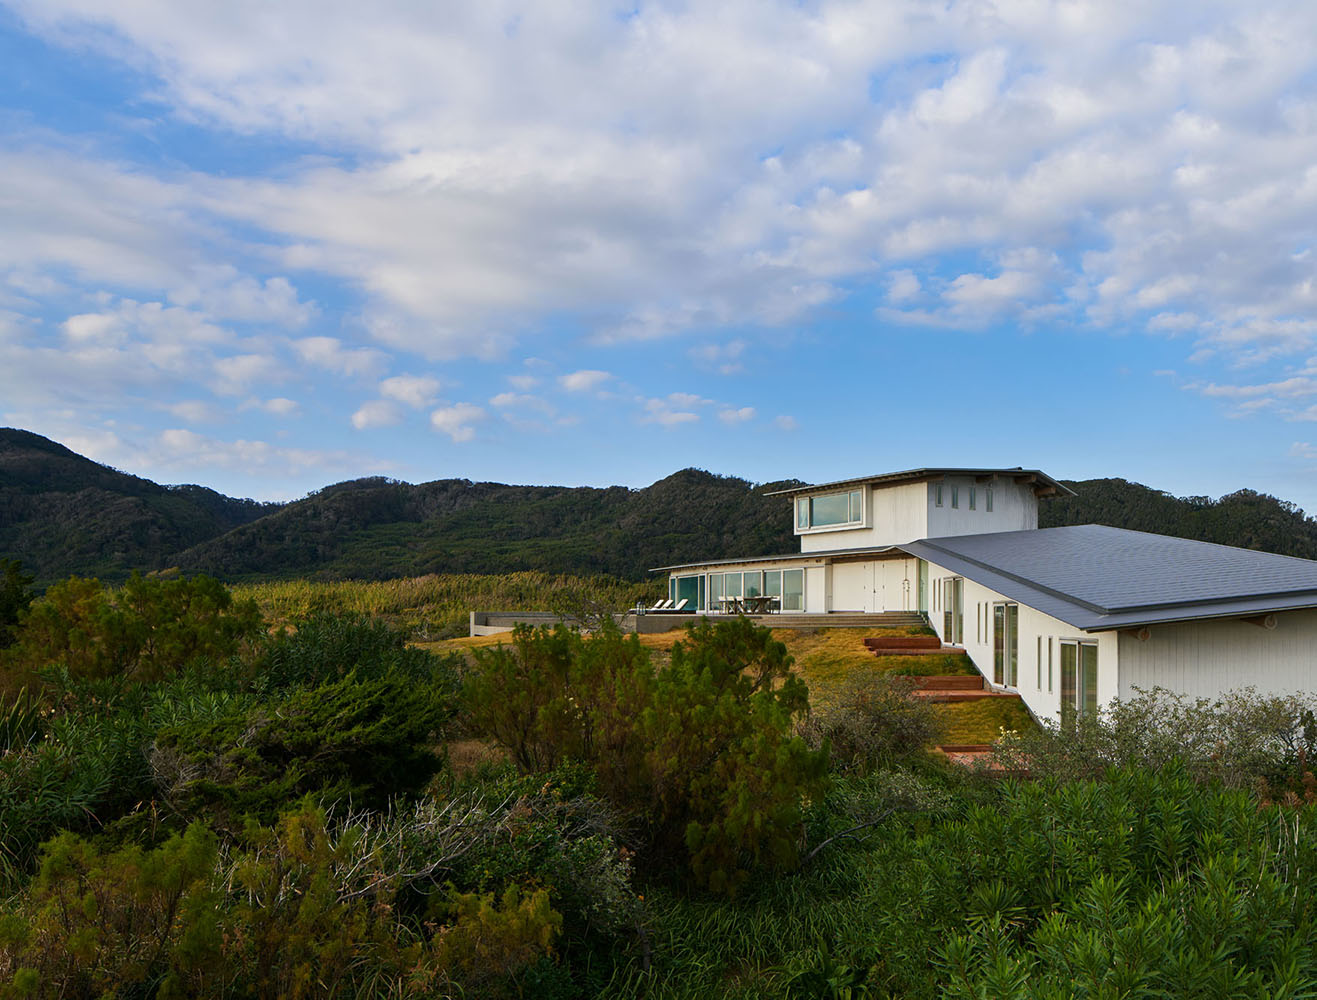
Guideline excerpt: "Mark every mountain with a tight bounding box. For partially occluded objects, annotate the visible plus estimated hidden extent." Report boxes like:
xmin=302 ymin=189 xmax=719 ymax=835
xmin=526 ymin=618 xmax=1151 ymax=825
xmin=169 ymin=469 xmax=804 ymax=582
xmin=1040 ymin=478 xmax=1317 ymax=559
xmin=5 ymin=428 xmax=1317 ymax=584
xmin=0 ymin=428 xmax=277 ymax=583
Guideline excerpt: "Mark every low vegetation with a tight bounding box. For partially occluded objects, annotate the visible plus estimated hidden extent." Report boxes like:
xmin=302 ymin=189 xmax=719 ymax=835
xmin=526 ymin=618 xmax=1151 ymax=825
xmin=3 ymin=565 xmax=1317 ymax=997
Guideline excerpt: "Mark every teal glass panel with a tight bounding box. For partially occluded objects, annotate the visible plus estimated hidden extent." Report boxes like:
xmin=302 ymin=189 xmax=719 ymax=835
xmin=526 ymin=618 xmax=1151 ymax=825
xmin=783 ymin=570 xmax=804 ymax=611
xmin=698 ymin=575 xmax=706 ymax=611
xmin=676 ymin=576 xmax=699 ymax=608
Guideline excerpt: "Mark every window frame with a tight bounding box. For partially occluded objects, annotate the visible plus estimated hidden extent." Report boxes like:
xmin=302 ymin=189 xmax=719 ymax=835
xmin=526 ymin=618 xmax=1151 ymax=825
xmin=796 ymin=488 xmax=865 ymax=532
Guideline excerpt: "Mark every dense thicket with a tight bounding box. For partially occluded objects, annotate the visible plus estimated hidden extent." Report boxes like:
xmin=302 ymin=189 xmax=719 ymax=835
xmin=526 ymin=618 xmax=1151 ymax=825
xmin=4 ymin=573 xmax=1317 ymax=997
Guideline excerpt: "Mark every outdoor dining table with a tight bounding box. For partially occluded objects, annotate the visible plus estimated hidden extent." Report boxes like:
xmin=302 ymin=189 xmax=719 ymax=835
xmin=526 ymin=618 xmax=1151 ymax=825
xmin=718 ymin=596 xmax=779 ymax=615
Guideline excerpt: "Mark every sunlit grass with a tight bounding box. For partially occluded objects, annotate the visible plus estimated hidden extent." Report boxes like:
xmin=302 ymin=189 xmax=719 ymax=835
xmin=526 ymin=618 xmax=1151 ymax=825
xmin=939 ymin=697 xmax=1036 ymax=745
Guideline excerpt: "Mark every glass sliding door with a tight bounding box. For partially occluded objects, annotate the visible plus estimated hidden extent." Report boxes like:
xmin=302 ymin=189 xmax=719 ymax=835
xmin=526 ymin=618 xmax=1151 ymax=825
xmin=764 ymin=570 xmax=782 ymax=607
xmin=1060 ymin=641 xmax=1098 ymax=721
xmin=782 ymin=569 xmax=804 ymax=611
xmin=992 ymin=603 xmax=1018 ymax=687
xmin=953 ymin=578 xmax=964 ymax=645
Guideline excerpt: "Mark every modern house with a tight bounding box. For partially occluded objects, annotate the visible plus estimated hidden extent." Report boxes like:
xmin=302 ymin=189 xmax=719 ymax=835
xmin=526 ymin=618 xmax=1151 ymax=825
xmin=654 ymin=468 xmax=1317 ymax=723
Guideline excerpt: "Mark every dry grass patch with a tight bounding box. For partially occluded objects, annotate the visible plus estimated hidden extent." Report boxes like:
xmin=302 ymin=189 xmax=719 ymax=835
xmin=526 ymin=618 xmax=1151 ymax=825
xmin=940 ymin=698 xmax=1036 ymax=745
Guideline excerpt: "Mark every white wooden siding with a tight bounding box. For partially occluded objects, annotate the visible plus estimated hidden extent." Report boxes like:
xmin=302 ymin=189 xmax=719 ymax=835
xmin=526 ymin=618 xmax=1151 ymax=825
xmin=1118 ymin=611 xmax=1317 ymax=700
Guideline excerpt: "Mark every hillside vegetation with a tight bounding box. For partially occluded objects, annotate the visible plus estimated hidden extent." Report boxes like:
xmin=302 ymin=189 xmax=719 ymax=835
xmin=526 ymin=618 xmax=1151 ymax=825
xmin=7 ymin=428 xmax=1317 ymax=585
xmin=3 ymin=575 xmax=1317 ymax=997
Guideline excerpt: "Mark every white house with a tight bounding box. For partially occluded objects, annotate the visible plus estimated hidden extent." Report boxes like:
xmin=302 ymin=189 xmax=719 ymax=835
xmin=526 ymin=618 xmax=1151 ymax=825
xmin=655 ymin=467 xmax=1317 ymax=724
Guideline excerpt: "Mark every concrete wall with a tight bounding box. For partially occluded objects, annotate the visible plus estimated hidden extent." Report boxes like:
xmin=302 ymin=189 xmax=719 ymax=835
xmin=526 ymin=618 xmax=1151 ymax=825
xmin=926 ymin=476 xmax=1038 ymax=538
xmin=924 ymin=559 xmax=1120 ymax=723
xmin=1117 ymin=609 xmax=1317 ymax=700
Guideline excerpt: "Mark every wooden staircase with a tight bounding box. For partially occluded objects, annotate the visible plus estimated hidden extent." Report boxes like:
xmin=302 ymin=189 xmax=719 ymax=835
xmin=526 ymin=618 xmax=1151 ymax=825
xmin=897 ymin=673 xmax=1021 ymax=703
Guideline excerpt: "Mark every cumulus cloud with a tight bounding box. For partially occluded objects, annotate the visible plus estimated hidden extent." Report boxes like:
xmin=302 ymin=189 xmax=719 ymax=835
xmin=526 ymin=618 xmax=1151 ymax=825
xmin=351 ymin=399 xmax=402 ymax=429
xmin=379 ymin=374 xmax=441 ymax=408
xmin=430 ymin=402 xmax=484 ymax=442
xmin=689 ymin=339 xmax=747 ymax=374
xmin=718 ymin=406 xmax=756 ymax=424
xmin=775 ymin=414 xmax=799 ymax=431
xmin=641 ymin=397 xmax=700 ymax=427
xmin=292 ymin=336 xmax=389 ymax=378
xmin=559 ymin=369 xmax=613 ymax=392
xmin=213 ymin=353 xmax=284 ymax=395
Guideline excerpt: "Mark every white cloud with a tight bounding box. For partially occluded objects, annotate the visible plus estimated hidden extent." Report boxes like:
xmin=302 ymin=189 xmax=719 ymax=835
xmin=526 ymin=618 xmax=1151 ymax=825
xmin=718 ymin=406 xmax=756 ymax=424
xmin=774 ymin=414 xmax=798 ymax=431
xmin=689 ymin=339 xmax=747 ymax=374
xmin=379 ymin=373 xmax=441 ymax=408
xmin=293 ymin=336 xmax=388 ymax=378
xmin=169 ymin=268 xmax=315 ymax=327
xmin=351 ymin=399 xmax=402 ymax=429
xmin=430 ymin=402 xmax=484 ymax=442
xmin=167 ymin=400 xmax=218 ymax=423
xmin=506 ymin=373 xmax=540 ymax=390
xmin=262 ymin=396 xmax=300 ymax=416
xmin=559 ymin=369 xmax=612 ymax=392
xmin=641 ymin=397 xmax=700 ymax=427
xmin=213 ymin=353 xmax=284 ymax=395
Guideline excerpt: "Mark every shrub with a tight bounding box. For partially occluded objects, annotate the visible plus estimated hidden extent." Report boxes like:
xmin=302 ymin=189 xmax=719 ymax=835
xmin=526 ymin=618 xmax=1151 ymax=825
xmin=800 ymin=672 xmax=945 ymax=772
xmin=464 ymin=618 xmax=829 ymax=894
xmin=993 ymin=686 xmax=1317 ymax=789
xmin=0 ymin=560 xmax=34 ymax=652
xmin=4 ymin=574 xmax=262 ymax=686
xmin=250 ymin=612 xmax=457 ymax=694
xmin=150 ymin=670 xmax=455 ymax=830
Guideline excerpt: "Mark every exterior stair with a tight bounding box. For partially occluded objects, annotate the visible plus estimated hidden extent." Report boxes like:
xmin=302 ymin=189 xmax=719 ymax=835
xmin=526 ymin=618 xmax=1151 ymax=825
xmin=896 ymin=673 xmax=1021 ymax=703
xmin=865 ymin=635 xmax=966 ymax=656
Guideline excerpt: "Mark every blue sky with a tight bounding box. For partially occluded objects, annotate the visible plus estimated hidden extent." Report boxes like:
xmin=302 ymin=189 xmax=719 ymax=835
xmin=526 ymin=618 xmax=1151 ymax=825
xmin=4 ymin=2 xmax=1317 ymax=512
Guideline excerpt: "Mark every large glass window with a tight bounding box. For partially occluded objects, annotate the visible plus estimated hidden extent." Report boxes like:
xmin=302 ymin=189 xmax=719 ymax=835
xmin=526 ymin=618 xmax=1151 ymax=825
xmin=782 ymin=569 xmax=804 ymax=611
xmin=710 ymin=573 xmax=725 ymax=605
xmin=764 ymin=570 xmax=782 ymax=599
xmin=798 ymin=489 xmax=863 ymax=529
xmin=744 ymin=571 xmax=763 ymax=598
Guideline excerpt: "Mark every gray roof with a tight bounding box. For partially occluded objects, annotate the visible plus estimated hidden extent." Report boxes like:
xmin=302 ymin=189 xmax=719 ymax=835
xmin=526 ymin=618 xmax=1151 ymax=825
xmin=901 ymin=524 xmax=1317 ymax=631
xmin=763 ymin=467 xmax=1075 ymax=498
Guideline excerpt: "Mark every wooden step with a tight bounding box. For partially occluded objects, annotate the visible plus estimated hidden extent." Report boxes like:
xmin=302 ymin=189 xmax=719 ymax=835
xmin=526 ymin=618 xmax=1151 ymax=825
xmin=911 ymin=689 xmax=1021 ymax=703
xmin=895 ymin=674 xmax=984 ymax=690
xmin=869 ymin=645 xmax=967 ymax=657
xmin=865 ymin=635 xmax=941 ymax=650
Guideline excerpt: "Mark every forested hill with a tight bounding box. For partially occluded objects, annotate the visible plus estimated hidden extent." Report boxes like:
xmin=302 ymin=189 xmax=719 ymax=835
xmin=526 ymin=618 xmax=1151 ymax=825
xmin=170 ymin=469 xmax=805 ymax=582
xmin=6 ymin=428 xmax=1317 ymax=583
xmin=1041 ymin=478 xmax=1317 ymax=559
xmin=0 ymin=428 xmax=278 ymax=582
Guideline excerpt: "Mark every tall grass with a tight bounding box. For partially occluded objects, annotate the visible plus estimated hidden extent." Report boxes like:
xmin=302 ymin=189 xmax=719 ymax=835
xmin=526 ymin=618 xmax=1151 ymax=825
xmin=233 ymin=571 xmax=660 ymax=638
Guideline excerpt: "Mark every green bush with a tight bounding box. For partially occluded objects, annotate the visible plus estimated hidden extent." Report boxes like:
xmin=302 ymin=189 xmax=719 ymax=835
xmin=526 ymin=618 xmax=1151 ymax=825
xmin=464 ymin=618 xmax=828 ymax=895
xmin=800 ymin=672 xmax=945 ymax=772
xmin=3 ymin=573 xmax=262 ymax=687
xmin=994 ymin=686 xmax=1317 ymax=789
xmin=150 ymin=670 xmax=455 ymax=830
xmin=250 ymin=612 xmax=456 ymax=693
xmin=0 ymin=560 xmax=34 ymax=653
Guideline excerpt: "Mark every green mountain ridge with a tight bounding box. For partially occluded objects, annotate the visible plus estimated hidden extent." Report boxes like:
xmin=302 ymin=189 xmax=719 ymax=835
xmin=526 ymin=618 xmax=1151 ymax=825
xmin=4 ymin=427 xmax=1317 ymax=584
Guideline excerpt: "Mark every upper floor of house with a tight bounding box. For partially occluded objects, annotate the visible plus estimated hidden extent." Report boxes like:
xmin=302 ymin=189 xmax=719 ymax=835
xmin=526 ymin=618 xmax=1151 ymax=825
xmin=767 ymin=467 xmax=1074 ymax=553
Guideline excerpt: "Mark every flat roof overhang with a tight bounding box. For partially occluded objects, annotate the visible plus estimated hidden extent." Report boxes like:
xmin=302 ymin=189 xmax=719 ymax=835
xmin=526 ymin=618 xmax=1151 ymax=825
xmin=764 ymin=467 xmax=1075 ymax=499
xmin=650 ymin=544 xmax=907 ymax=574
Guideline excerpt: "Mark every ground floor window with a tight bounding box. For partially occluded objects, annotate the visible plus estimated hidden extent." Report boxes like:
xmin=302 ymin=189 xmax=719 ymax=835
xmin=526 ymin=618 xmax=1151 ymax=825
xmin=993 ymin=602 xmax=1018 ymax=687
xmin=705 ymin=567 xmax=805 ymax=611
xmin=941 ymin=577 xmax=963 ymax=645
xmin=1060 ymin=640 xmax=1098 ymax=721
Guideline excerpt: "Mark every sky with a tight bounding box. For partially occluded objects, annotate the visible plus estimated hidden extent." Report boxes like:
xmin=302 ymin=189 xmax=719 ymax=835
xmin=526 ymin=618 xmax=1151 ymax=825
xmin=5 ymin=2 xmax=1317 ymax=510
